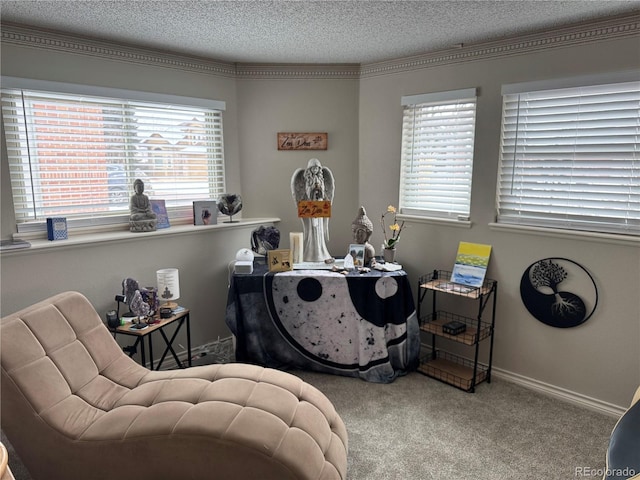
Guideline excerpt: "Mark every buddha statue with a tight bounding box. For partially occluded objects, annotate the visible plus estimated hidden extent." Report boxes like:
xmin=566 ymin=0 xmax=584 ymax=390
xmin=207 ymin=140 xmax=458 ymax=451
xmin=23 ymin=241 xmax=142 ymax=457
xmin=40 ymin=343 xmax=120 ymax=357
xmin=351 ymin=206 xmax=376 ymax=267
xmin=129 ymin=179 xmax=157 ymax=232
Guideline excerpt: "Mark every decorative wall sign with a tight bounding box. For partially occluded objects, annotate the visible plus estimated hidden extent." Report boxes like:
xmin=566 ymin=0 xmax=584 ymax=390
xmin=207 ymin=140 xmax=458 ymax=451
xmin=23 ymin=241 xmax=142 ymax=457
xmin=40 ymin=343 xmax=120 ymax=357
xmin=278 ymin=132 xmax=328 ymax=150
xmin=520 ymin=258 xmax=598 ymax=328
xmin=297 ymin=200 xmax=332 ymax=218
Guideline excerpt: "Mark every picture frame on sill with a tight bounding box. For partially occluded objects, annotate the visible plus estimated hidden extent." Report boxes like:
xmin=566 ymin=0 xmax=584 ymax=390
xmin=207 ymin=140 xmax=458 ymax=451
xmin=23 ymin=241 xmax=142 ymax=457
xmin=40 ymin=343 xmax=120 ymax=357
xmin=150 ymin=199 xmax=170 ymax=229
xmin=348 ymin=244 xmax=365 ymax=268
xmin=193 ymin=201 xmax=218 ymax=226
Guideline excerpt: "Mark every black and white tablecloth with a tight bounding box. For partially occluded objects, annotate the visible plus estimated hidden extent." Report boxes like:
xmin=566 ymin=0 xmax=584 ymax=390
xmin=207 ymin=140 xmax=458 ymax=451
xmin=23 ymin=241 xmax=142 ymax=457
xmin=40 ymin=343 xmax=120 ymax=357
xmin=225 ymin=263 xmax=420 ymax=383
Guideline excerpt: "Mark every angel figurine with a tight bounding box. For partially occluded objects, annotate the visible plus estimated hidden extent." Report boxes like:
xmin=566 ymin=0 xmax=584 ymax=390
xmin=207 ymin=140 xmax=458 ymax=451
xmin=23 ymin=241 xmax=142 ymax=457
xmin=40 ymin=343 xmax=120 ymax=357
xmin=291 ymin=158 xmax=335 ymax=262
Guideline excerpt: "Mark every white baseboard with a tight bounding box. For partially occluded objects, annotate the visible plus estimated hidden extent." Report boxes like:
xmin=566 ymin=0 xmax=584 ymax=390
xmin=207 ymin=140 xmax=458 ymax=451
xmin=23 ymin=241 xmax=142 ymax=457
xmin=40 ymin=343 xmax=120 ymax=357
xmin=418 ymin=342 xmax=626 ymax=417
xmin=492 ymin=367 xmax=626 ymax=418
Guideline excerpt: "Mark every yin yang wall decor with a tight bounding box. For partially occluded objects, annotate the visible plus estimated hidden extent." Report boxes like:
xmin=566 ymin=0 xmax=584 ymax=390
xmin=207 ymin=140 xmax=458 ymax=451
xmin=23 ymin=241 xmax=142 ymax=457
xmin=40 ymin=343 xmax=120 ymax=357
xmin=520 ymin=258 xmax=598 ymax=328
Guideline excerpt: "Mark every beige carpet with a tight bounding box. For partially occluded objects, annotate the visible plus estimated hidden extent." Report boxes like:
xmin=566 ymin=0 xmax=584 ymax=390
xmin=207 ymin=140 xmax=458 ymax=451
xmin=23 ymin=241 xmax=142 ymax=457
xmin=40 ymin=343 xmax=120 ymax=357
xmin=3 ymin=371 xmax=617 ymax=480
xmin=295 ymin=371 xmax=616 ymax=480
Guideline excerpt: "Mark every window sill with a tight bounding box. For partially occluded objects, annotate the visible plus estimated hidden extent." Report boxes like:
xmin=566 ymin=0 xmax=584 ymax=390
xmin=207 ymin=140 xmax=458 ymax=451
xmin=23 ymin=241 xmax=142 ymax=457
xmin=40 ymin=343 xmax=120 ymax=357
xmin=488 ymin=222 xmax=640 ymax=247
xmin=2 ymin=217 xmax=281 ymax=255
xmin=398 ymin=213 xmax=472 ymax=228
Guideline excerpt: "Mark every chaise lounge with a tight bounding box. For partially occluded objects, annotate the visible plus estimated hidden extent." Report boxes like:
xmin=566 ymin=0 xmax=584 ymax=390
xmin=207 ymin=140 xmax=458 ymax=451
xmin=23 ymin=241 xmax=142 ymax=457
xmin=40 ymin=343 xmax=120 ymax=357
xmin=1 ymin=291 xmax=348 ymax=480
xmin=604 ymin=386 xmax=640 ymax=480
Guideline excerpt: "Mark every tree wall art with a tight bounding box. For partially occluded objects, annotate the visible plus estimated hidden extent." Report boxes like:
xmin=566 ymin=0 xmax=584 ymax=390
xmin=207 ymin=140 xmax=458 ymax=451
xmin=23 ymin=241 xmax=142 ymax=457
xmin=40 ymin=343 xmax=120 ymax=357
xmin=520 ymin=258 xmax=598 ymax=328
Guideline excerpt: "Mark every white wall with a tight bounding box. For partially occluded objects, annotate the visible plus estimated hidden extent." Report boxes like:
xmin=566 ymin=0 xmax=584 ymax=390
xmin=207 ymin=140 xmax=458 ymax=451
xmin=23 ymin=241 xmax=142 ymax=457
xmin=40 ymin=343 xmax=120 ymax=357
xmin=358 ymin=37 xmax=640 ymax=408
xmin=1 ymin=22 xmax=638 ymax=409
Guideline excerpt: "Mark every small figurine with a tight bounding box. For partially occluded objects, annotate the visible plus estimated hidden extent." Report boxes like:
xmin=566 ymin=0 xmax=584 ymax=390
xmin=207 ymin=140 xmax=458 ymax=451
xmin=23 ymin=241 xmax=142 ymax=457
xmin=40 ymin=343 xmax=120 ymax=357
xmin=251 ymin=225 xmax=281 ymax=255
xmin=351 ymin=206 xmax=376 ymax=267
xmin=130 ymin=290 xmax=151 ymax=318
xmin=129 ymin=179 xmax=157 ymax=232
xmin=218 ymin=193 xmax=243 ymax=223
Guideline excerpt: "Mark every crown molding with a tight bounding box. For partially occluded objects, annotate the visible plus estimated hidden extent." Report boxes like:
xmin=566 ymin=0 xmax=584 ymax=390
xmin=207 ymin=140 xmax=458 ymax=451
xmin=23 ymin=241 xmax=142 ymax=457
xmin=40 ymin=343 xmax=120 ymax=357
xmin=0 ymin=23 xmax=237 ymax=78
xmin=235 ymin=63 xmax=360 ymax=79
xmin=360 ymin=13 xmax=640 ymax=78
xmin=2 ymin=13 xmax=638 ymax=80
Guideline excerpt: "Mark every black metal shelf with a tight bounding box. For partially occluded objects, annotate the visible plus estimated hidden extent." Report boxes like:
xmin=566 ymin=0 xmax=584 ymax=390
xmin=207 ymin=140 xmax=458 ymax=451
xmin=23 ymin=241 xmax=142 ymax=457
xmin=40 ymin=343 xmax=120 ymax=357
xmin=419 ymin=311 xmax=492 ymax=346
xmin=418 ymin=349 xmax=489 ymax=392
xmin=418 ymin=270 xmax=496 ymax=299
xmin=417 ymin=269 xmax=497 ymax=393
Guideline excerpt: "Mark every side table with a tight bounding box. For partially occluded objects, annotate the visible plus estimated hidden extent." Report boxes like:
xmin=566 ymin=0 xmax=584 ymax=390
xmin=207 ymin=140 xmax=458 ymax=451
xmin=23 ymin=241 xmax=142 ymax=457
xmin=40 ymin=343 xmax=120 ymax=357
xmin=112 ymin=308 xmax=191 ymax=370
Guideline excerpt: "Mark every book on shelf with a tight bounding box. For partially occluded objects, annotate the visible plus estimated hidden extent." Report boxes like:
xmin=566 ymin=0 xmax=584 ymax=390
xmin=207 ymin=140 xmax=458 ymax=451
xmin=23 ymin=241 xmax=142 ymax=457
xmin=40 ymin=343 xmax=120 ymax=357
xmin=450 ymin=242 xmax=492 ymax=288
xmin=46 ymin=217 xmax=68 ymax=241
xmin=192 ymin=201 xmax=218 ymax=226
xmin=150 ymin=199 xmax=170 ymax=229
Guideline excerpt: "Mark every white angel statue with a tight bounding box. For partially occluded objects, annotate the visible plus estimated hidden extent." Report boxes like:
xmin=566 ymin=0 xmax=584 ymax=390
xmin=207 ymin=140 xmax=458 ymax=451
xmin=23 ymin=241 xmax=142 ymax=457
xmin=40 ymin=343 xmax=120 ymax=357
xmin=291 ymin=158 xmax=335 ymax=262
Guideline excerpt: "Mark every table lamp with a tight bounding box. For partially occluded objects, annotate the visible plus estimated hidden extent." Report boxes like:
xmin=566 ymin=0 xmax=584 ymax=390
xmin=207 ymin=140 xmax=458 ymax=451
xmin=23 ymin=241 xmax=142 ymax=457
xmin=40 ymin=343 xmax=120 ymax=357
xmin=157 ymin=268 xmax=180 ymax=311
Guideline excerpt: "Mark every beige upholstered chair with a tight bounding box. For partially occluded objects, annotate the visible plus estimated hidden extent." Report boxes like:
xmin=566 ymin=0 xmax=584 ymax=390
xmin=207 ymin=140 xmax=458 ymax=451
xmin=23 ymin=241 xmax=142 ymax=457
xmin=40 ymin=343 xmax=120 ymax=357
xmin=0 ymin=443 xmax=16 ymax=480
xmin=1 ymin=292 xmax=348 ymax=480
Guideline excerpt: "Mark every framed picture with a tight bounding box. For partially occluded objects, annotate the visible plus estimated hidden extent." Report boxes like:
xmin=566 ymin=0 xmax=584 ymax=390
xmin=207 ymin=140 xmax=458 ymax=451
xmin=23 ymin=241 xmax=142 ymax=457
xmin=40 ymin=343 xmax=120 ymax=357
xmin=348 ymin=244 xmax=365 ymax=268
xmin=150 ymin=199 xmax=170 ymax=229
xmin=192 ymin=201 xmax=218 ymax=226
xmin=268 ymin=249 xmax=293 ymax=272
xmin=450 ymin=242 xmax=492 ymax=287
xmin=278 ymin=132 xmax=328 ymax=150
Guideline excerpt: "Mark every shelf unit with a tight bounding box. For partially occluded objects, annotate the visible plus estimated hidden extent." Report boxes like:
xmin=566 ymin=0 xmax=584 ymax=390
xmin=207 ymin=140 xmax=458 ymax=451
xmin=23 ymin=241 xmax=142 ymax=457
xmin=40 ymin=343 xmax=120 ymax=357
xmin=417 ymin=269 xmax=497 ymax=392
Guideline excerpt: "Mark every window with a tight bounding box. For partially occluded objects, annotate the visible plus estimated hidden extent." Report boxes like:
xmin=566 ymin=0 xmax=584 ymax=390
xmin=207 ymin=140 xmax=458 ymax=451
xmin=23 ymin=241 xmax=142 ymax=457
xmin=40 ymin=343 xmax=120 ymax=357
xmin=399 ymin=88 xmax=477 ymax=219
xmin=1 ymin=78 xmax=226 ymax=233
xmin=496 ymin=74 xmax=639 ymax=236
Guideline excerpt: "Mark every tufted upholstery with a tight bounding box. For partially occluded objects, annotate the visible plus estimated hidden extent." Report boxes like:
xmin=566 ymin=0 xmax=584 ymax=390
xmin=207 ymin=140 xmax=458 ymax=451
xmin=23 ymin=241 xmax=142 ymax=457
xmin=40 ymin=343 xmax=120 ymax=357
xmin=604 ymin=386 xmax=640 ymax=480
xmin=1 ymin=291 xmax=348 ymax=480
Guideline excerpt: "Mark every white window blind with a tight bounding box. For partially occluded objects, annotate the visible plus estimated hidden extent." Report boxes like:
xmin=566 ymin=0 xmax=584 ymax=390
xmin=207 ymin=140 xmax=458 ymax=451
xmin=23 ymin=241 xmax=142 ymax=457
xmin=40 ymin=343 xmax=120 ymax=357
xmin=496 ymin=79 xmax=640 ymax=235
xmin=400 ymin=88 xmax=477 ymax=219
xmin=1 ymin=80 xmax=226 ymax=232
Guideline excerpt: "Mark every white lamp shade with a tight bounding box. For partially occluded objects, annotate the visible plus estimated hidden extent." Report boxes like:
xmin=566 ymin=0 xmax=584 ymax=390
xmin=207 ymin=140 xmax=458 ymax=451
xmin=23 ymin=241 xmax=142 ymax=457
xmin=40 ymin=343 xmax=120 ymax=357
xmin=157 ymin=268 xmax=180 ymax=302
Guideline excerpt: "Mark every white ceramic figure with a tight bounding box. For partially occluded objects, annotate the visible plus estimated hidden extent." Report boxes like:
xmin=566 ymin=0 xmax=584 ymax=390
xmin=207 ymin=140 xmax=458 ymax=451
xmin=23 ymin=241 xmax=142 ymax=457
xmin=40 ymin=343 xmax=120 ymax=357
xmin=291 ymin=159 xmax=335 ymax=262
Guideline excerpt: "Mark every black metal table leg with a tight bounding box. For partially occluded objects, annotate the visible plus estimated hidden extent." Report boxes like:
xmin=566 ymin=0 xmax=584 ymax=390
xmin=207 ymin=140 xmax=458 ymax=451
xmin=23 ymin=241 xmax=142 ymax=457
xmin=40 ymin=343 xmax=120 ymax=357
xmin=156 ymin=317 xmax=186 ymax=370
xmin=186 ymin=313 xmax=192 ymax=367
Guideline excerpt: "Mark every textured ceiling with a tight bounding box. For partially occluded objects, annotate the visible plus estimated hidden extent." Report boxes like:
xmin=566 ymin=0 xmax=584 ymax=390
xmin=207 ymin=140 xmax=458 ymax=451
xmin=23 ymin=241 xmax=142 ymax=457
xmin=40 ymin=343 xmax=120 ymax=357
xmin=1 ymin=0 xmax=639 ymax=64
